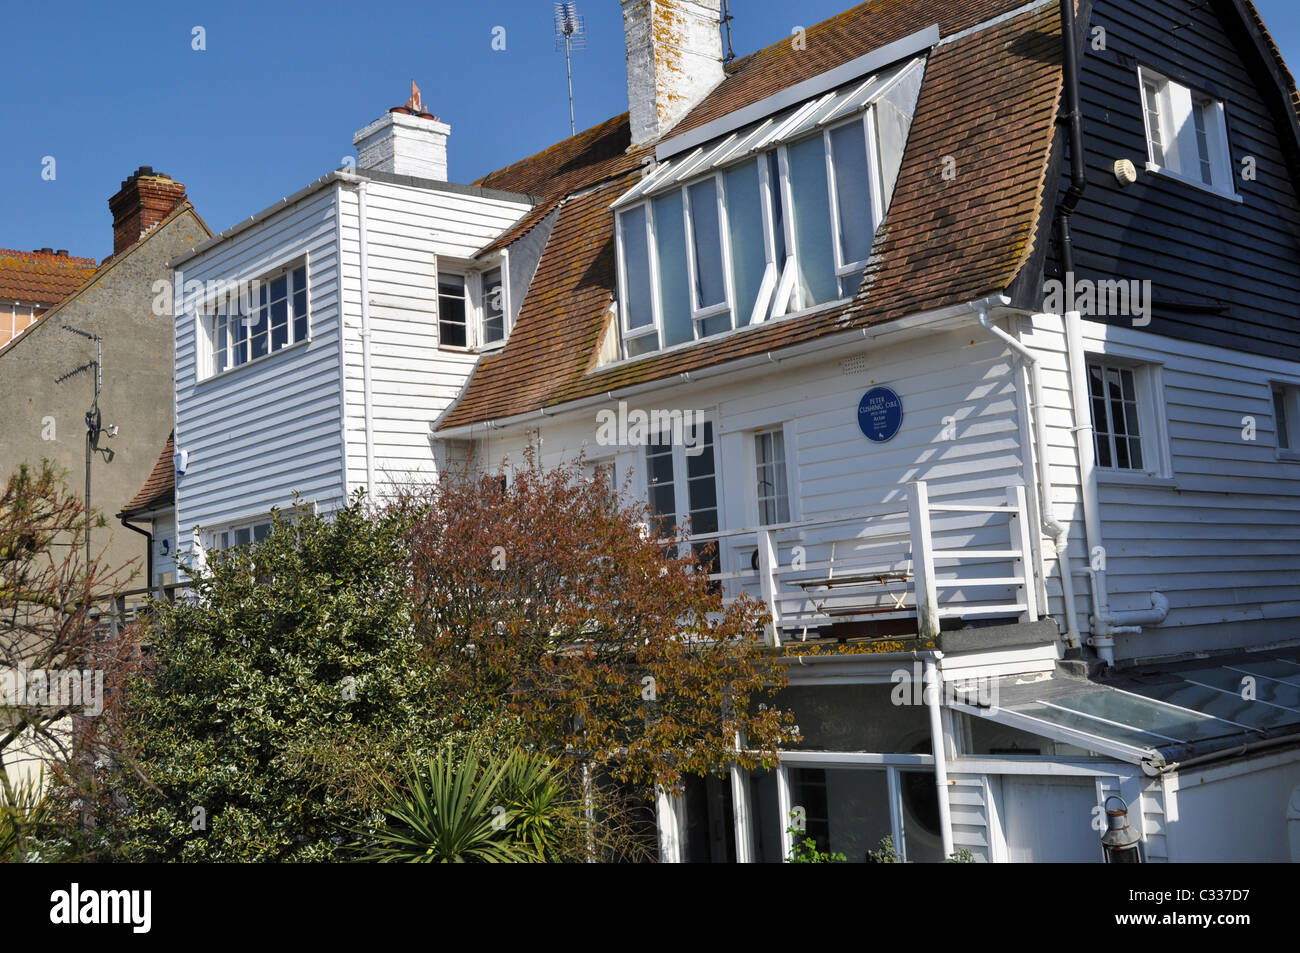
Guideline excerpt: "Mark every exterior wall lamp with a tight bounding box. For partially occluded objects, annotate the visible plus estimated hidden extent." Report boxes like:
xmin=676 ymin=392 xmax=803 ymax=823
xmin=1101 ymin=795 xmax=1143 ymax=863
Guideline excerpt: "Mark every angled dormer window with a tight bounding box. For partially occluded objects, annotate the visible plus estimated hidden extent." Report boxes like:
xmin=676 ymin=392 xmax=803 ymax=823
xmin=611 ymin=56 xmax=924 ymax=362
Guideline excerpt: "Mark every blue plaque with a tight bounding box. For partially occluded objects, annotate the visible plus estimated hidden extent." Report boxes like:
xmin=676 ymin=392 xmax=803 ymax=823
xmin=858 ymin=386 xmax=903 ymax=443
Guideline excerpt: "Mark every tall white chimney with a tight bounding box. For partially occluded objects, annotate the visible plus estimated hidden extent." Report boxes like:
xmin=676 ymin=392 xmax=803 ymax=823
xmin=353 ymin=82 xmax=451 ymax=180
xmin=621 ymin=0 xmax=725 ymax=147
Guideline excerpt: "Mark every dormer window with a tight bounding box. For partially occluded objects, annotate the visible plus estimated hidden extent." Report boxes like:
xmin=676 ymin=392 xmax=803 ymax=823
xmin=438 ymin=263 xmax=512 ymax=350
xmin=1139 ymin=67 xmax=1236 ymax=199
xmin=611 ymin=57 xmax=923 ymax=362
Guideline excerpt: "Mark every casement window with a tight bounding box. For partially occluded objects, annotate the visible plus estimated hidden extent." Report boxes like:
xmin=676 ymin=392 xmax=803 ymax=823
xmin=1139 ymin=67 xmax=1236 ymax=198
xmin=612 ymin=58 xmax=923 ymax=362
xmin=645 ymin=420 xmax=718 ymax=535
xmin=1087 ymin=358 xmax=1172 ymax=480
xmin=208 ymin=264 xmax=308 ymax=376
xmin=208 ymin=519 xmax=272 ymax=552
xmin=646 ymin=420 xmax=719 ymax=577
xmin=1089 ymin=361 xmax=1144 ymax=470
xmin=755 ymin=428 xmax=791 ymax=526
xmin=1273 ymin=383 xmax=1300 ymax=454
xmin=438 ymin=272 xmax=468 ymax=348
xmin=481 ymin=267 xmax=506 ymax=346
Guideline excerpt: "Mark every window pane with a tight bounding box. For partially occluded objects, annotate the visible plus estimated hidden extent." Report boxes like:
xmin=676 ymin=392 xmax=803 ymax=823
xmin=647 ymin=444 xmax=676 ymax=535
xmin=270 ymin=293 xmax=289 ymax=351
xmin=687 ymin=422 xmax=717 ymax=536
xmin=787 ymin=136 xmax=839 ymax=308
xmin=439 ymin=273 xmax=467 ymax=347
xmin=1143 ymin=80 xmax=1166 ymax=166
xmin=289 ymin=267 xmax=307 ymax=342
xmin=687 ymin=178 xmax=727 ymax=311
xmin=1193 ymin=105 xmax=1213 ymax=185
xmin=250 ymin=312 xmax=269 ymax=360
xmin=767 ymin=152 xmax=787 ymax=266
xmin=756 ymin=429 xmax=790 ymax=525
xmin=1275 ymin=388 xmax=1291 ymax=450
xmin=619 ymin=206 xmax=654 ymax=331
xmin=652 ymin=192 xmax=693 ymax=346
xmin=725 ymin=160 xmax=765 ymax=326
xmin=829 ymin=121 xmax=873 ymax=266
xmin=231 ymin=316 xmax=249 ymax=367
xmin=482 ymin=267 xmax=505 ymax=343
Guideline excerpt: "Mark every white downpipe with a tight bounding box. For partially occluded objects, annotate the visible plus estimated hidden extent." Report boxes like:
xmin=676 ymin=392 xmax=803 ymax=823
xmin=975 ymin=309 xmax=1082 ymax=649
xmin=356 ymin=181 xmax=377 ymax=495
xmin=1061 ymin=310 xmax=1166 ymax=662
xmin=924 ymin=657 xmax=954 ymax=859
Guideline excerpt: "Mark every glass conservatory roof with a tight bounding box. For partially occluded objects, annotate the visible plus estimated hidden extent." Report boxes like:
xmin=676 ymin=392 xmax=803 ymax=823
xmin=955 ymin=651 xmax=1300 ymax=769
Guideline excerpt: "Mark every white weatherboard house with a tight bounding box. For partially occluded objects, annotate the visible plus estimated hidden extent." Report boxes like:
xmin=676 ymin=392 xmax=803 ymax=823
xmin=169 ymin=0 xmax=1300 ymax=862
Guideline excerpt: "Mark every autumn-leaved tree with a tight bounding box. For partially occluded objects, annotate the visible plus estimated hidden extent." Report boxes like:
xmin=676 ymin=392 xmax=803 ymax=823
xmin=0 ymin=460 xmax=135 ymax=850
xmin=399 ymin=449 xmax=794 ymax=796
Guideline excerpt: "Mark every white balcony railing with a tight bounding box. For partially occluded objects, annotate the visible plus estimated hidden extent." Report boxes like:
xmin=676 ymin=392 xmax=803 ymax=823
xmin=683 ymin=481 xmax=1040 ymax=645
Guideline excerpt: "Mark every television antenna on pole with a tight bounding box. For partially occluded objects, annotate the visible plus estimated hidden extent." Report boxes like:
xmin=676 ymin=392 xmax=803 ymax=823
xmin=554 ymin=1 xmax=586 ymax=136
xmin=55 ymin=325 xmax=116 ymax=568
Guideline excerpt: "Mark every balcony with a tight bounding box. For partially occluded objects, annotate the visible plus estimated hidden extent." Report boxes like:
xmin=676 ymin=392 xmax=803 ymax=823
xmin=689 ymin=481 xmax=1041 ymax=644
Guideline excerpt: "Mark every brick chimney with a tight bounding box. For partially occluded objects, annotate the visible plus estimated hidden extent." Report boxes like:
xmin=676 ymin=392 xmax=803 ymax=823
xmin=353 ymin=81 xmax=451 ymax=181
xmin=108 ymin=167 xmax=187 ymax=256
xmin=621 ymin=0 xmax=725 ymax=146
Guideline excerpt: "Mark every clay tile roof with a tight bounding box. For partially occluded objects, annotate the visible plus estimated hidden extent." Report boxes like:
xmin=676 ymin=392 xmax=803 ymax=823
xmin=0 ymin=248 xmax=96 ymax=305
xmin=439 ymin=0 xmax=1062 ymax=432
xmin=668 ymin=0 xmax=1050 ymax=140
xmin=473 ymin=113 xmax=648 ymax=255
xmin=120 ymin=432 xmax=175 ymax=517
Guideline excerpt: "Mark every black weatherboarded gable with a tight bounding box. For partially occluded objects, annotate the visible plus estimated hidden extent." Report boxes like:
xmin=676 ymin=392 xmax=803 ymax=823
xmin=1049 ymin=0 xmax=1300 ymax=359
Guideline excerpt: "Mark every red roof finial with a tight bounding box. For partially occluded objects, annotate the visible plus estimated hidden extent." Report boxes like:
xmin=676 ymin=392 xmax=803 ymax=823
xmin=406 ymin=80 xmax=423 ymax=115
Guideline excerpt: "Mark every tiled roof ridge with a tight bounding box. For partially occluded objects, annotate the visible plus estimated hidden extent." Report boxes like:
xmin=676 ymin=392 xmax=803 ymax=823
xmin=0 ymin=248 xmax=98 ymax=267
xmin=0 ymin=201 xmax=208 ymax=358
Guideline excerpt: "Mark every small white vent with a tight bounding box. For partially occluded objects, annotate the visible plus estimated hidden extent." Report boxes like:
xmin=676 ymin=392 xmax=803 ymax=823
xmin=840 ymin=355 xmax=870 ymax=376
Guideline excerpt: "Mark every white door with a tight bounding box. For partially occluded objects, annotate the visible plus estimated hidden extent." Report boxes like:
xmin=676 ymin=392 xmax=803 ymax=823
xmin=1000 ymin=776 xmax=1103 ymax=863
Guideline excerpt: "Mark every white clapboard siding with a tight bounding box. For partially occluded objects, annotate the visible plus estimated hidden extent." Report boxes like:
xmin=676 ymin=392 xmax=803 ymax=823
xmin=947 ymin=774 xmax=994 ymax=862
xmin=1024 ymin=312 xmax=1300 ymax=660
xmin=174 ymin=186 xmax=346 ymax=567
xmin=471 ymin=326 xmax=1048 ymax=621
xmin=338 ymin=180 xmax=531 ymax=496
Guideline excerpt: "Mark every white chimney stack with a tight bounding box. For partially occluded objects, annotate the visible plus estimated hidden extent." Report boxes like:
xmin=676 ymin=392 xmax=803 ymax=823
xmin=621 ymin=0 xmax=725 ymax=147
xmin=353 ymin=82 xmax=450 ymax=181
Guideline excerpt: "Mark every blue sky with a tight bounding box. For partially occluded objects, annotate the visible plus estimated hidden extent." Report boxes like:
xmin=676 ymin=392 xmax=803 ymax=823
xmin=3 ymin=0 xmax=1297 ymax=260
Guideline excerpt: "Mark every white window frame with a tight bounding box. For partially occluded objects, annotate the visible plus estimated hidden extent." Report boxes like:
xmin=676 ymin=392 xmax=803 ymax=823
xmin=615 ymin=201 xmax=660 ymax=354
xmin=752 ymin=424 xmax=796 ymax=527
xmin=436 ymin=266 xmax=470 ymax=351
xmin=824 ymin=109 xmax=883 ymax=280
xmin=682 ymin=172 xmax=735 ymax=329
xmin=206 ymin=516 xmax=275 ymax=553
xmin=642 ymin=415 xmax=720 ymax=538
xmin=200 ymin=257 xmax=311 ymax=381
xmin=476 ymin=259 xmax=510 ymax=351
xmin=1271 ymin=380 xmax=1300 ymax=460
xmin=615 ymin=110 xmax=885 ymax=359
xmin=1138 ymin=66 xmax=1239 ymax=202
xmin=1086 ymin=353 xmax=1173 ymax=483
